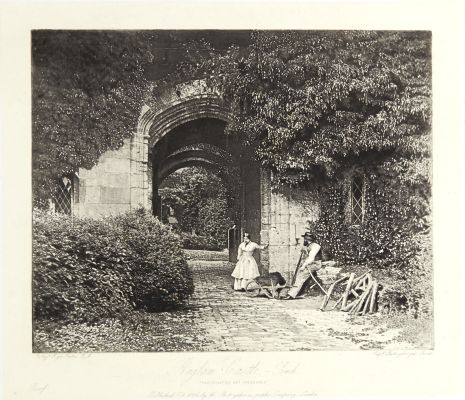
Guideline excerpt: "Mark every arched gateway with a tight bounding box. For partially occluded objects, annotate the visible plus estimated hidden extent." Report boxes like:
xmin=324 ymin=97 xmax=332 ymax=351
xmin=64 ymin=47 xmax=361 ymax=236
xmin=73 ymin=80 xmax=320 ymax=281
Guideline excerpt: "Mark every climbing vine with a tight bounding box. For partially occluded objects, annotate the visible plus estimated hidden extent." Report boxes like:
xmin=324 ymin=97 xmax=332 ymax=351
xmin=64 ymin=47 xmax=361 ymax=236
xmin=32 ymin=31 xmax=157 ymax=206
xmin=159 ymin=30 xmax=432 ymax=315
xmin=33 ymin=30 xmax=432 ymax=314
xmin=310 ymin=157 xmax=432 ymax=315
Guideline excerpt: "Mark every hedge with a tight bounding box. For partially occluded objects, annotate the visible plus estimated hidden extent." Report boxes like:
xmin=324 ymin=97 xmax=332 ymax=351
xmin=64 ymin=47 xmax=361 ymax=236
xmin=32 ymin=208 xmax=194 ymax=323
xmin=180 ymin=232 xmax=224 ymax=251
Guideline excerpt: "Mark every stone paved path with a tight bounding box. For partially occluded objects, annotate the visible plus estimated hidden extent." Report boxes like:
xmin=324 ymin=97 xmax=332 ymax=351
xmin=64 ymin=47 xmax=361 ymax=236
xmin=186 ymin=258 xmax=408 ymax=351
xmin=33 ymin=252 xmax=421 ymax=352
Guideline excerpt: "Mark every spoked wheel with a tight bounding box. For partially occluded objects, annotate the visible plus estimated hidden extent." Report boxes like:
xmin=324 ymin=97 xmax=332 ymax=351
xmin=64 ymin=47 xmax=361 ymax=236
xmin=245 ymin=280 xmax=262 ymax=297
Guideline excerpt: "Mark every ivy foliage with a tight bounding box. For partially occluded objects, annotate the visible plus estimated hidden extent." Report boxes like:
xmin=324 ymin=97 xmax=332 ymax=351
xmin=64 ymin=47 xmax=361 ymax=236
xmin=158 ymin=31 xmax=432 ymax=315
xmin=161 ymin=31 xmax=431 ymax=186
xmin=32 ymin=31 xmax=157 ymax=206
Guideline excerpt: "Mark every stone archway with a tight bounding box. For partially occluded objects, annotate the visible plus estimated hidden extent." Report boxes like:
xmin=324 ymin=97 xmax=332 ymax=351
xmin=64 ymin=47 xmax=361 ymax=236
xmin=74 ymin=78 xmax=321 ymax=281
xmin=129 ymin=80 xmax=232 ymax=210
xmin=130 ymin=79 xmax=263 ymax=266
xmin=157 ymin=143 xmax=235 ymax=183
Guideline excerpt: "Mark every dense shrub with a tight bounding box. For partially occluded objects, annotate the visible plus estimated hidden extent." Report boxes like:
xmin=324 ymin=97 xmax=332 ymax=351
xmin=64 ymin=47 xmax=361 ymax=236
xmin=310 ymin=161 xmax=432 ymax=317
xmin=160 ymin=166 xmax=238 ymax=249
xmin=32 ymin=208 xmax=194 ymax=322
xmin=111 ymin=209 xmax=194 ymax=311
xmin=377 ymin=229 xmax=433 ymax=318
xmin=196 ymin=197 xmax=232 ymax=249
xmin=33 ymin=209 xmax=134 ymax=323
xmin=180 ymin=232 xmax=223 ymax=251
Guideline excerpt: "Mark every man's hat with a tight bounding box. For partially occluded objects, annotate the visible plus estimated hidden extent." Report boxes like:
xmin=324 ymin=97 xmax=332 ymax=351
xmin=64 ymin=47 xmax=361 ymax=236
xmin=302 ymin=232 xmax=316 ymax=241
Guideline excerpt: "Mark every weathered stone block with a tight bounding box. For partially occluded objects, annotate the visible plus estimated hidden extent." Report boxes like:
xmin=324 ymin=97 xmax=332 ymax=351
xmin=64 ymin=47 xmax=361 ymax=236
xmin=268 ymin=245 xmax=290 ymax=272
xmin=100 ymin=141 xmax=130 ymax=160
xmin=78 ymin=168 xmax=92 ymax=178
xmin=316 ymin=262 xmax=342 ymax=285
xmin=82 ymin=177 xmax=98 ymax=187
xmin=289 ymin=246 xmax=302 ymax=265
xmin=101 ymin=186 xmax=130 ymax=204
xmin=82 ymin=186 xmax=101 ymax=204
xmin=260 ymin=229 xmax=270 ymax=243
xmin=275 ymin=213 xmax=291 ymax=224
xmin=79 ymin=181 xmax=86 ymax=203
xmin=130 ymin=188 xmax=148 ymax=208
xmin=98 ymin=173 xmax=130 ymax=187
xmin=100 ymin=157 xmax=131 ymax=173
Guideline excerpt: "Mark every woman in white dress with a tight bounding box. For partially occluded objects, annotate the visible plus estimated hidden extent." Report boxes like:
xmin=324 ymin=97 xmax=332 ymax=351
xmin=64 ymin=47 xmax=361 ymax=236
xmin=231 ymin=233 xmax=268 ymax=291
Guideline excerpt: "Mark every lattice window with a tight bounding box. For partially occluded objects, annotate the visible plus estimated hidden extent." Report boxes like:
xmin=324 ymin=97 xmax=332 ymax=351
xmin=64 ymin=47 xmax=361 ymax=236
xmin=350 ymin=174 xmax=365 ymax=225
xmin=52 ymin=175 xmax=74 ymax=215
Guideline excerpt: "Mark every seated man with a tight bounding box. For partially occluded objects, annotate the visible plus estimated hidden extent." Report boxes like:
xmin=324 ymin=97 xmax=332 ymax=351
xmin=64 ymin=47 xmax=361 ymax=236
xmin=286 ymin=232 xmax=323 ymax=299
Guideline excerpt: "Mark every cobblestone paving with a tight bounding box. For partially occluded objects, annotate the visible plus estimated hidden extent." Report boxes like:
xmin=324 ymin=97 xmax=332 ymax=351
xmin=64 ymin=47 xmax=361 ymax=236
xmin=187 ymin=259 xmax=408 ymax=351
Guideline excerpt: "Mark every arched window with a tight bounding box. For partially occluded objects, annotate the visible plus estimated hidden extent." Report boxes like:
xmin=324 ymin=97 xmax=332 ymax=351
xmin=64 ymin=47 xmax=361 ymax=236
xmin=349 ymin=173 xmax=366 ymax=225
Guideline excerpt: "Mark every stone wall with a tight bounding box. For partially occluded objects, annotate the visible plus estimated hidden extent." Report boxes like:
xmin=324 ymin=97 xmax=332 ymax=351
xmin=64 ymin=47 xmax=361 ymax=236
xmin=74 ymin=139 xmax=133 ymax=218
xmin=261 ymin=172 xmax=320 ymax=283
xmin=241 ymin=159 xmax=262 ymax=272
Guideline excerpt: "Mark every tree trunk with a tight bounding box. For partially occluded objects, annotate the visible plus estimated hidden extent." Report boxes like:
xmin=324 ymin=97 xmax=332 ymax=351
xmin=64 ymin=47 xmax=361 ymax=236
xmin=348 ymin=293 xmax=365 ymax=314
xmin=342 ymin=300 xmax=357 ymax=312
xmin=320 ymin=276 xmax=348 ymax=310
xmin=320 ymin=283 xmax=335 ymax=310
xmin=352 ymin=270 xmax=372 ymax=285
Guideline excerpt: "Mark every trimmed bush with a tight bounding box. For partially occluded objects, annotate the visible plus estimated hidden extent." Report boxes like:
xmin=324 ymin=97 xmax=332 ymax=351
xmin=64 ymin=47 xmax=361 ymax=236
xmin=33 ymin=209 xmax=134 ymax=323
xmin=111 ymin=209 xmax=194 ymax=311
xmin=32 ymin=208 xmax=194 ymax=323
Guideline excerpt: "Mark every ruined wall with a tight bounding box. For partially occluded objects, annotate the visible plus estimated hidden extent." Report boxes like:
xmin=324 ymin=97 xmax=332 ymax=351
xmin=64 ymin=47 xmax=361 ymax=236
xmin=260 ymin=171 xmax=320 ymax=282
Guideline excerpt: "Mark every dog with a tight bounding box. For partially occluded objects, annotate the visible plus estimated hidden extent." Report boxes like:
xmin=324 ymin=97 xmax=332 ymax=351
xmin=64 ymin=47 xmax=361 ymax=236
xmin=254 ymin=272 xmax=287 ymax=299
xmin=255 ymin=271 xmax=286 ymax=287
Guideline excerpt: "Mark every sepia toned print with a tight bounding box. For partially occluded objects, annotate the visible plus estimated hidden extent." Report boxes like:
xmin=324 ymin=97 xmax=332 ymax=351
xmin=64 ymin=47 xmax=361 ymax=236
xmin=31 ymin=30 xmax=433 ymax=352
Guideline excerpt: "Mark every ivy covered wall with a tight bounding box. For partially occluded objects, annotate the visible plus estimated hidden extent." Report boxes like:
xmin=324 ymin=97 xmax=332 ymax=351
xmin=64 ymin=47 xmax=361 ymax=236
xmin=309 ymin=156 xmax=432 ymax=316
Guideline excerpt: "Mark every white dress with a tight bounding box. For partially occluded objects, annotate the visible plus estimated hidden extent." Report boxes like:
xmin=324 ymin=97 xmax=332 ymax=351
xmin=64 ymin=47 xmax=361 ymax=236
xmin=231 ymin=241 xmax=261 ymax=290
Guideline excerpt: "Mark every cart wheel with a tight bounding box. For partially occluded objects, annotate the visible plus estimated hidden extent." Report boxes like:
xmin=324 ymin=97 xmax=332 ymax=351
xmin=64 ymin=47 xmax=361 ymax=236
xmin=245 ymin=280 xmax=262 ymax=297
